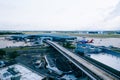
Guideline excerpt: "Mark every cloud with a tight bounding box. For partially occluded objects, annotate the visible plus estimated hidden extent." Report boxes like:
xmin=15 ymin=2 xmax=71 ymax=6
xmin=0 ymin=0 xmax=120 ymax=30
xmin=102 ymin=1 xmax=120 ymax=30
xmin=110 ymin=1 xmax=120 ymax=17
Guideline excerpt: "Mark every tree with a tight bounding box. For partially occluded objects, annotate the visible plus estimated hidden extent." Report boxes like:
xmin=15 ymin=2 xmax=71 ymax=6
xmin=66 ymin=42 xmax=71 ymax=47
xmin=9 ymin=51 xmax=19 ymax=59
xmin=0 ymin=49 xmax=6 ymax=58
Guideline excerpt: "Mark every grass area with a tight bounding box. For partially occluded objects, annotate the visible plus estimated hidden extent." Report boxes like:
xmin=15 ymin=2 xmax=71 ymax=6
xmin=0 ymin=35 xmax=10 ymax=37
xmin=65 ymin=33 xmax=120 ymax=38
xmin=22 ymin=31 xmax=50 ymax=35
xmin=111 ymin=47 xmax=120 ymax=53
xmin=63 ymin=45 xmax=75 ymax=49
xmin=3 ymin=46 xmax=47 ymax=52
xmin=23 ymin=31 xmax=120 ymax=38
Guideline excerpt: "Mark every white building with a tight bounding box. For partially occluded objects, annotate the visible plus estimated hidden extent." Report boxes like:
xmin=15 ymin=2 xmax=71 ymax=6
xmin=0 ymin=64 xmax=44 ymax=80
xmin=0 ymin=67 xmax=21 ymax=80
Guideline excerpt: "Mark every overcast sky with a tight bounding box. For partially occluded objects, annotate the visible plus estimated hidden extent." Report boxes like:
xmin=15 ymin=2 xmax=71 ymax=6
xmin=0 ymin=0 xmax=120 ymax=31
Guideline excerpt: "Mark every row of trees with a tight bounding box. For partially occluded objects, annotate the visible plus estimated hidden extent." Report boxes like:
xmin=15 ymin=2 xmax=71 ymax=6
xmin=0 ymin=49 xmax=6 ymax=59
xmin=63 ymin=42 xmax=75 ymax=49
xmin=0 ymin=49 xmax=19 ymax=59
xmin=0 ymin=32 xmax=23 ymax=35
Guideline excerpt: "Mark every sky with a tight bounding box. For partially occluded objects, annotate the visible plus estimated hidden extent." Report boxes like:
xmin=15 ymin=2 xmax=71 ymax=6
xmin=0 ymin=0 xmax=120 ymax=31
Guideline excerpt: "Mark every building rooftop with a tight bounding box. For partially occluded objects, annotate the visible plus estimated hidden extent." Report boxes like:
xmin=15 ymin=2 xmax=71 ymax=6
xmin=0 ymin=64 xmax=44 ymax=80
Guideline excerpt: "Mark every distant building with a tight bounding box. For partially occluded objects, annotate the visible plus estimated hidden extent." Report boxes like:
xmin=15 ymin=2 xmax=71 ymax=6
xmin=77 ymin=31 xmax=104 ymax=34
xmin=75 ymin=43 xmax=103 ymax=54
xmin=7 ymin=35 xmax=27 ymax=41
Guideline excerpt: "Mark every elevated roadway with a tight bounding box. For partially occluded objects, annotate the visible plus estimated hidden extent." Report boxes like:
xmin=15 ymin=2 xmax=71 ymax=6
xmin=45 ymin=40 xmax=120 ymax=80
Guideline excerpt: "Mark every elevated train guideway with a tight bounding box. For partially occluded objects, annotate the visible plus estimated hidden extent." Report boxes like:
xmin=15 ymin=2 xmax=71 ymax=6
xmin=45 ymin=40 xmax=120 ymax=80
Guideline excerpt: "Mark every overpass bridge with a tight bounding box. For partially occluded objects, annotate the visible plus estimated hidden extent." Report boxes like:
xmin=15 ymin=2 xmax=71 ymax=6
xmin=45 ymin=40 xmax=120 ymax=80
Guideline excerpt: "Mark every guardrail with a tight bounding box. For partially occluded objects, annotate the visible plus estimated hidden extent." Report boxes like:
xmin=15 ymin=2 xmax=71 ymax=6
xmin=81 ymin=56 xmax=120 ymax=79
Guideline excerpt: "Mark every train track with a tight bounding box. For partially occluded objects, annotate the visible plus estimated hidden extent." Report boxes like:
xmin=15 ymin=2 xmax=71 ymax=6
xmin=78 ymin=55 xmax=120 ymax=79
